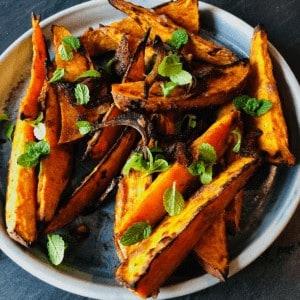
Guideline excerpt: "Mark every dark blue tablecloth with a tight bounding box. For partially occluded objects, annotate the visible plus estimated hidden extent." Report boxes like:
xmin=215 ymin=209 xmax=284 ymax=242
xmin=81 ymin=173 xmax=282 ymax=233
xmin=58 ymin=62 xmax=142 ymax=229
xmin=0 ymin=1 xmax=299 ymax=299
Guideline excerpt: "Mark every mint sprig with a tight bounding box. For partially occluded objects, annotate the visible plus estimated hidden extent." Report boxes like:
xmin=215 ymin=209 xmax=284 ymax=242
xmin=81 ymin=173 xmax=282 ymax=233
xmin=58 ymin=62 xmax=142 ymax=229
xmin=47 ymin=234 xmax=67 ymax=266
xmin=233 ymin=95 xmax=272 ymax=117
xmin=167 ymin=29 xmax=189 ymax=50
xmin=75 ymin=69 xmax=101 ymax=80
xmin=75 ymin=83 xmax=90 ymax=105
xmin=188 ymin=143 xmax=217 ymax=185
xmin=76 ymin=120 xmax=92 ymax=135
xmin=119 ymin=222 xmax=152 ymax=246
xmin=17 ymin=140 xmax=50 ymax=168
xmin=231 ymin=129 xmax=242 ymax=153
xmin=163 ymin=181 xmax=185 ymax=216
xmin=58 ymin=36 xmax=81 ymax=61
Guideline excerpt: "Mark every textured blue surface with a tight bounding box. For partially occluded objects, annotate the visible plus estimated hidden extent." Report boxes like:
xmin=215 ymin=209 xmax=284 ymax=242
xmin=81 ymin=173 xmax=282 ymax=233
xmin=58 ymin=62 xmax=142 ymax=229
xmin=0 ymin=1 xmax=299 ymax=299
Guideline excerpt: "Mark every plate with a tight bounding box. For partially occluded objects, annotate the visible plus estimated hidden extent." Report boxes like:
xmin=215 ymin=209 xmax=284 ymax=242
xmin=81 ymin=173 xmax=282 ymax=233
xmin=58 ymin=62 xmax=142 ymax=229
xmin=0 ymin=1 xmax=299 ymax=299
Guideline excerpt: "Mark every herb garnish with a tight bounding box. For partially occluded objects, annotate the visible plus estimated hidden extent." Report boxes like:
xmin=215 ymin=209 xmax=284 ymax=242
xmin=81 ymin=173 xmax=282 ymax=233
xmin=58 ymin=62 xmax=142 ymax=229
xmin=188 ymin=143 xmax=217 ymax=184
xmin=163 ymin=182 xmax=185 ymax=216
xmin=0 ymin=113 xmax=10 ymax=122
xmin=120 ymin=221 xmax=152 ymax=246
xmin=167 ymin=28 xmax=189 ymax=50
xmin=17 ymin=140 xmax=50 ymax=168
xmin=5 ymin=124 xmax=14 ymax=142
xmin=47 ymin=234 xmax=67 ymax=266
xmin=48 ymin=68 xmax=65 ymax=83
xmin=122 ymin=147 xmax=170 ymax=176
xmin=58 ymin=35 xmax=81 ymax=61
xmin=231 ymin=129 xmax=242 ymax=153
xmin=233 ymin=95 xmax=272 ymax=116
xmin=76 ymin=120 xmax=92 ymax=135
xmin=75 ymin=83 xmax=90 ymax=105
xmin=75 ymin=69 xmax=101 ymax=80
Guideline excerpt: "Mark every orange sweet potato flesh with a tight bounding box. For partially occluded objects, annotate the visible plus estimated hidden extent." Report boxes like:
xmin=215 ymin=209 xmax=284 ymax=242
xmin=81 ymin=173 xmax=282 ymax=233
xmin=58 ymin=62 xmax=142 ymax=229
xmin=5 ymin=16 xmax=47 ymax=246
xmin=194 ymin=212 xmax=229 ymax=281
xmin=115 ymin=110 xmax=240 ymax=238
xmin=108 ymin=0 xmax=237 ymax=65
xmin=19 ymin=14 xmax=47 ymax=119
xmin=37 ymin=84 xmax=73 ymax=222
xmin=44 ymin=128 xmax=138 ymax=233
xmin=115 ymin=155 xmax=259 ymax=298
xmin=248 ymin=25 xmax=295 ymax=165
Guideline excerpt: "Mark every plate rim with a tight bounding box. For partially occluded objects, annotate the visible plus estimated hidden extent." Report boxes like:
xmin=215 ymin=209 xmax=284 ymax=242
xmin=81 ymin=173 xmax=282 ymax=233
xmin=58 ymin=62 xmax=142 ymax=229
xmin=0 ymin=1 xmax=299 ymax=299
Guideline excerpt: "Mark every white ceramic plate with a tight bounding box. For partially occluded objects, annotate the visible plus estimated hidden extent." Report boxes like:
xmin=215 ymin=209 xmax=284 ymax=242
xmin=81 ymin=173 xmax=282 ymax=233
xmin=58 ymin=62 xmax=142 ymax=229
xmin=0 ymin=1 xmax=299 ymax=299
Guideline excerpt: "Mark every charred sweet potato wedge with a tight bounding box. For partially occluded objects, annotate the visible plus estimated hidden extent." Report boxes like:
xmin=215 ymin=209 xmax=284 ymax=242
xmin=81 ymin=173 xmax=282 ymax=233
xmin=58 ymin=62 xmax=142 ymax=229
xmin=115 ymin=155 xmax=259 ymax=298
xmin=44 ymin=128 xmax=138 ymax=233
xmin=248 ymin=25 xmax=295 ymax=165
xmin=37 ymin=84 xmax=73 ymax=222
xmin=194 ymin=212 xmax=229 ymax=281
xmin=112 ymin=59 xmax=250 ymax=112
xmin=108 ymin=0 xmax=237 ymax=65
xmin=19 ymin=14 xmax=47 ymax=119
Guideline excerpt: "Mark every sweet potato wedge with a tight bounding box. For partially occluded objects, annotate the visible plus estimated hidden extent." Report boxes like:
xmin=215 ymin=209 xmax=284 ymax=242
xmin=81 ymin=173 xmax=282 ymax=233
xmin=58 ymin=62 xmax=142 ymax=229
xmin=37 ymin=84 xmax=73 ymax=222
xmin=5 ymin=16 xmax=47 ymax=246
xmin=248 ymin=25 xmax=295 ymax=165
xmin=115 ymin=110 xmax=240 ymax=238
xmin=45 ymin=128 xmax=138 ymax=233
xmin=115 ymin=155 xmax=259 ymax=298
xmin=19 ymin=14 xmax=47 ymax=119
xmin=155 ymin=0 xmax=199 ymax=33
xmin=108 ymin=0 xmax=236 ymax=65
xmin=112 ymin=59 xmax=250 ymax=112
xmin=194 ymin=212 xmax=229 ymax=281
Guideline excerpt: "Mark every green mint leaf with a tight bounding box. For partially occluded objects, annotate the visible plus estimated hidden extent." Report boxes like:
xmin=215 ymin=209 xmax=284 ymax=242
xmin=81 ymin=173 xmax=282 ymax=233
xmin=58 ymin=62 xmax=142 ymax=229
xmin=170 ymin=69 xmax=192 ymax=86
xmin=256 ymin=99 xmax=273 ymax=116
xmin=48 ymin=68 xmax=65 ymax=83
xmin=200 ymin=164 xmax=213 ymax=185
xmin=161 ymin=81 xmax=177 ymax=97
xmin=105 ymin=58 xmax=114 ymax=74
xmin=17 ymin=140 xmax=50 ymax=168
xmin=75 ymin=83 xmax=90 ymax=105
xmin=5 ymin=123 xmax=14 ymax=142
xmin=231 ymin=129 xmax=242 ymax=153
xmin=58 ymin=36 xmax=80 ymax=61
xmin=199 ymin=143 xmax=217 ymax=164
xmin=76 ymin=120 xmax=92 ymax=135
xmin=151 ymin=158 xmax=170 ymax=173
xmin=122 ymin=152 xmax=146 ymax=175
xmin=120 ymin=222 xmax=152 ymax=246
xmin=47 ymin=234 xmax=66 ymax=266
xmin=75 ymin=69 xmax=101 ymax=80
xmin=233 ymin=95 xmax=272 ymax=117
xmin=0 ymin=113 xmax=10 ymax=122
xmin=188 ymin=161 xmax=205 ymax=176
xmin=158 ymin=54 xmax=182 ymax=77
xmin=163 ymin=182 xmax=185 ymax=216
xmin=187 ymin=114 xmax=197 ymax=128
xmin=58 ymin=43 xmax=73 ymax=61
xmin=62 ymin=36 xmax=81 ymax=51
xmin=168 ymin=29 xmax=189 ymax=49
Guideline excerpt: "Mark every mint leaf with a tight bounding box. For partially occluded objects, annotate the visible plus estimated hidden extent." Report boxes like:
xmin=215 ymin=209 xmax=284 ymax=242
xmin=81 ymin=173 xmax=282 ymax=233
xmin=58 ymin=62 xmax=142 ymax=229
xmin=168 ymin=29 xmax=189 ymax=49
xmin=59 ymin=36 xmax=80 ymax=61
xmin=122 ymin=152 xmax=146 ymax=175
xmin=163 ymin=182 xmax=185 ymax=216
xmin=199 ymin=143 xmax=217 ymax=164
xmin=0 ymin=113 xmax=10 ymax=122
xmin=161 ymin=81 xmax=177 ymax=97
xmin=75 ymin=83 xmax=90 ymax=105
xmin=48 ymin=68 xmax=65 ymax=83
xmin=17 ymin=140 xmax=50 ymax=168
xmin=76 ymin=120 xmax=92 ymax=135
xmin=233 ymin=95 xmax=272 ymax=117
xmin=170 ymin=69 xmax=192 ymax=85
xmin=231 ymin=129 xmax=242 ymax=153
xmin=47 ymin=234 xmax=66 ymax=266
xmin=75 ymin=69 xmax=101 ymax=80
xmin=120 ymin=222 xmax=152 ymax=246
xmin=256 ymin=99 xmax=273 ymax=116
xmin=158 ymin=54 xmax=182 ymax=77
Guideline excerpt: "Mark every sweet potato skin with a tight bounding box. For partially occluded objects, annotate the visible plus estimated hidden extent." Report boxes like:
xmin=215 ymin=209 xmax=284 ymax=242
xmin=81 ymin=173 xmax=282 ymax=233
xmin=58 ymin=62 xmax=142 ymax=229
xmin=248 ymin=25 xmax=295 ymax=165
xmin=115 ymin=156 xmax=259 ymax=298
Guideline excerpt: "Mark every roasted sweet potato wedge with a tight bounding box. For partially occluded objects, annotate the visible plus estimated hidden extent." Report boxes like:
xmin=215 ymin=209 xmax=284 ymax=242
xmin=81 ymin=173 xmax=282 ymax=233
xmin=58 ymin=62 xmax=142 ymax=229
xmin=19 ymin=14 xmax=47 ymax=119
xmin=155 ymin=0 xmax=199 ymax=33
xmin=112 ymin=59 xmax=250 ymax=112
xmin=248 ymin=25 xmax=295 ymax=165
xmin=45 ymin=128 xmax=138 ymax=233
xmin=108 ymin=0 xmax=236 ymax=65
xmin=37 ymin=84 xmax=73 ymax=222
xmin=5 ymin=16 xmax=47 ymax=246
xmin=115 ymin=155 xmax=259 ymax=298
xmin=115 ymin=110 xmax=240 ymax=238
xmin=194 ymin=212 xmax=229 ymax=281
